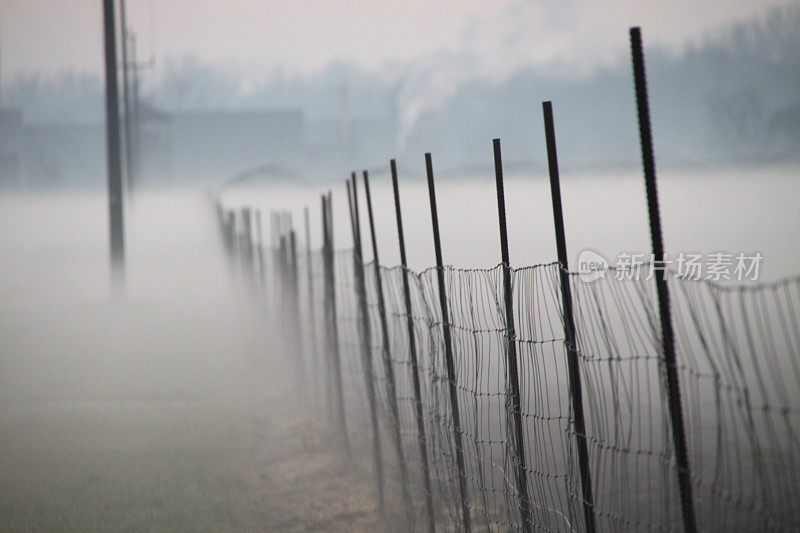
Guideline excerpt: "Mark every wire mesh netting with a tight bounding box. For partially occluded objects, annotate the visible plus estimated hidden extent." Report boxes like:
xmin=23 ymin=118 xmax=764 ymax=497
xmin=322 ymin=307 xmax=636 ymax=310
xmin=228 ymin=210 xmax=800 ymax=532
xmin=333 ymin=257 xmax=799 ymax=531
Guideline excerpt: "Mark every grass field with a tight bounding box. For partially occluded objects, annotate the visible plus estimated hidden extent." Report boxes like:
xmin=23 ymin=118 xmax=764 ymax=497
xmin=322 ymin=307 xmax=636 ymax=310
xmin=0 ymin=400 xmax=257 ymax=531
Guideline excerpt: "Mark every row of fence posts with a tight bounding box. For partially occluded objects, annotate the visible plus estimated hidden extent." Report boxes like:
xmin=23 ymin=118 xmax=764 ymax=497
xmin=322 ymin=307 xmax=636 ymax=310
xmin=217 ymin=203 xmax=315 ymax=405
xmin=214 ymin=27 xmax=697 ymax=532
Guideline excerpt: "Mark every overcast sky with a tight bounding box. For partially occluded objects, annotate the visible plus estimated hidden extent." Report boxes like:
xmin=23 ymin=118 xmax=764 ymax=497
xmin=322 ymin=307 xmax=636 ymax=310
xmin=2 ymin=0 xmax=797 ymax=83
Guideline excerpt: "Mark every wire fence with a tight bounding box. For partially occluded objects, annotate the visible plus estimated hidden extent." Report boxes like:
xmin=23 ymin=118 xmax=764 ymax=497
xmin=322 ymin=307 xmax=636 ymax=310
xmin=212 ymin=27 xmax=800 ymax=532
xmin=216 ymin=213 xmax=800 ymax=531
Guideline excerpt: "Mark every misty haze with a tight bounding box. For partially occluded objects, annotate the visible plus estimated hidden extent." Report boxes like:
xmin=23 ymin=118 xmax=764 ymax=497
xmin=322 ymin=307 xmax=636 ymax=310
xmin=1 ymin=1 xmax=799 ymax=531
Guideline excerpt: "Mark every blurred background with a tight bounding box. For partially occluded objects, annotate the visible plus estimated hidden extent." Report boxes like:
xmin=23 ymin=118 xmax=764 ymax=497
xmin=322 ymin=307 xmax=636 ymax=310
xmin=1 ymin=0 xmax=798 ymax=187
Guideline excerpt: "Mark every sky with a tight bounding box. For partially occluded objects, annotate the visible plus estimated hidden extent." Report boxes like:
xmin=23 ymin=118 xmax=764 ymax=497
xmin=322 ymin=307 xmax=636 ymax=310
xmin=2 ymin=0 xmax=798 ymax=86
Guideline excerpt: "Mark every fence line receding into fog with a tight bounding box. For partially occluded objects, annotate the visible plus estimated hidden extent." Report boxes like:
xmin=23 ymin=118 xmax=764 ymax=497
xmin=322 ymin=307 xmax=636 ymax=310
xmin=213 ymin=28 xmax=800 ymax=532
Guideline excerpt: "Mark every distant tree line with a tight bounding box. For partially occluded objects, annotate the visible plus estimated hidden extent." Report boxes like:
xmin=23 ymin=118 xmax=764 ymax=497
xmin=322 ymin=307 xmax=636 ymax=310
xmin=5 ymin=5 xmax=798 ymax=168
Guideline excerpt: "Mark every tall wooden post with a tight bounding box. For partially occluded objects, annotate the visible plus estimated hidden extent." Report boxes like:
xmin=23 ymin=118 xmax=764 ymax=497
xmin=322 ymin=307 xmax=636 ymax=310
xmin=130 ymin=33 xmax=140 ymax=181
xmin=118 ymin=0 xmax=133 ymax=192
xmin=103 ymin=0 xmax=125 ymax=288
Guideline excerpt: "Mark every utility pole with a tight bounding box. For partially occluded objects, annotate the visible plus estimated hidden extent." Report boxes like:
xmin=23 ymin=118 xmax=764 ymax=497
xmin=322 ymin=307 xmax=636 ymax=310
xmin=131 ymin=33 xmax=141 ymax=184
xmin=103 ymin=0 xmax=125 ymax=287
xmin=0 ymin=9 xmax=3 ymax=107
xmin=119 ymin=0 xmax=134 ymax=192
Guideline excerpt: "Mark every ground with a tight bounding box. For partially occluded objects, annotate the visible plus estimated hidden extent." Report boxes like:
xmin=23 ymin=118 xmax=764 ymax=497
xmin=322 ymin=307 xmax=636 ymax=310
xmin=0 ymin=191 xmax=380 ymax=531
xmin=0 ymin=394 xmax=380 ymax=532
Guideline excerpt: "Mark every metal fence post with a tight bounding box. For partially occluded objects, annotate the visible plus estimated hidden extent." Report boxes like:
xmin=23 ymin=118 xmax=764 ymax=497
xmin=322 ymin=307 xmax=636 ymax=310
xmin=541 ymin=103 xmax=597 ymax=533
xmin=225 ymin=211 xmax=236 ymax=259
xmin=304 ymin=206 xmax=322 ymax=409
xmin=242 ymin=207 xmax=253 ymax=272
xmin=320 ymin=198 xmax=334 ymax=418
xmin=630 ymin=27 xmax=697 ymax=533
xmin=425 ymin=152 xmax=471 ymax=532
xmin=391 ymin=159 xmax=436 ymax=532
xmin=321 ymin=195 xmax=350 ymax=454
xmin=255 ymin=209 xmax=266 ymax=284
xmin=346 ymin=176 xmax=385 ymax=517
xmin=288 ymin=226 xmax=307 ymax=397
xmin=362 ymin=169 xmax=414 ymax=520
xmin=492 ymin=139 xmax=533 ymax=531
